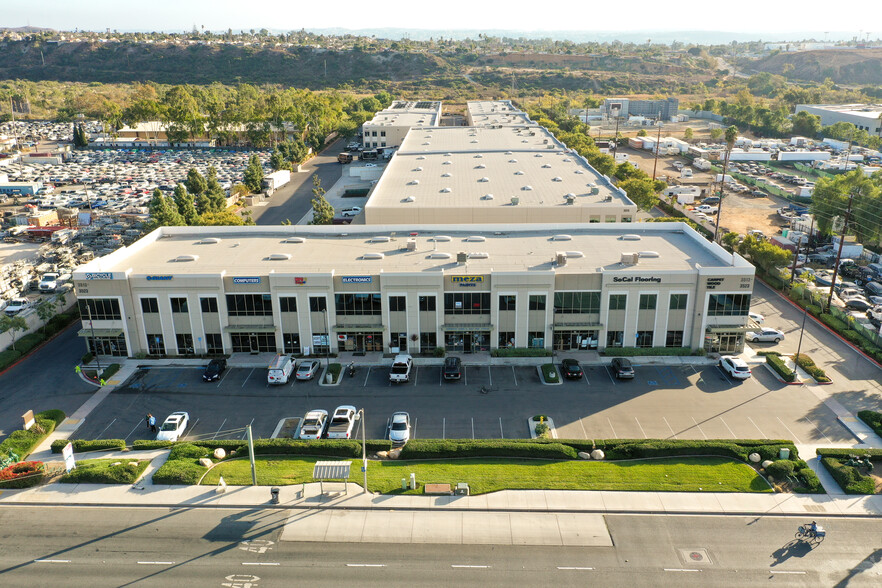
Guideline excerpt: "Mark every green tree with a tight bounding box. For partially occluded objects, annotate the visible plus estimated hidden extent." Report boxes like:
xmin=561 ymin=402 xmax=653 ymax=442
xmin=147 ymin=188 xmax=185 ymax=229
xmin=309 ymin=175 xmax=334 ymax=225
xmin=173 ymin=184 xmax=198 ymax=225
xmin=0 ymin=315 xmax=28 ymax=351
xmin=721 ymin=231 xmax=740 ymax=250
xmin=618 ymin=177 xmax=659 ymax=211
xmin=710 ymin=127 xmax=723 ymax=140
xmin=243 ymin=154 xmax=265 ymax=193
xmin=197 ymin=210 xmax=246 ymax=225
xmin=791 ymin=111 xmax=821 ymax=138
xmin=185 ymin=168 xmax=208 ymax=197
xmin=270 ymin=146 xmax=293 ymax=171
xmin=34 ymin=298 xmax=56 ymax=334
xmin=637 ymin=129 xmax=648 ymax=137
xmin=683 ymin=127 xmax=694 ymax=141
xmin=205 ymin=166 xmax=227 ymax=212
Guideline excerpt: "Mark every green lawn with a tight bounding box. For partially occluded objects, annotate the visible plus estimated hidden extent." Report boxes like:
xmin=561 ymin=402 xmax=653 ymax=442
xmin=200 ymin=456 xmax=770 ymax=494
xmin=59 ymin=458 xmax=151 ymax=484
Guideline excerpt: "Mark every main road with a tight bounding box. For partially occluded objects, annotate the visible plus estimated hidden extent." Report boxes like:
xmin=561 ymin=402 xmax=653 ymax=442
xmin=251 ymin=137 xmax=346 ymax=226
xmin=0 ymin=506 xmax=878 ymax=586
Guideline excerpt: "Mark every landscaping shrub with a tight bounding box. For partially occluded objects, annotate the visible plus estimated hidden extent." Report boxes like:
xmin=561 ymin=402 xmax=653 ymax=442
xmin=252 ymin=439 xmax=361 ymax=457
xmin=819 ymin=313 xmax=849 ymax=333
xmin=816 ymin=447 xmax=882 ymax=458
xmin=792 ymin=461 xmax=824 ymax=494
xmin=491 ymin=347 xmax=552 ymax=357
xmin=858 ymin=411 xmax=882 ymax=438
xmin=433 ymin=347 xmax=446 ymax=357
xmin=792 ymin=354 xmax=831 ymax=382
xmin=820 ymin=457 xmax=875 ymax=494
xmin=765 ymin=459 xmax=795 ymax=479
xmin=0 ymin=461 xmax=45 ymax=489
xmin=59 ymin=459 xmax=150 ymax=484
xmin=601 ymin=347 xmax=694 ymax=357
xmin=100 ymin=363 xmax=121 ymax=381
xmin=38 ymin=410 xmax=66 ymax=428
xmin=51 ymin=438 xmax=126 ymax=454
xmin=170 ymin=443 xmax=217 ymax=460
xmin=81 ymin=352 xmax=94 ymax=364
xmin=806 ymin=304 xmax=822 ymax=317
xmin=0 ymin=349 xmax=22 ymax=371
xmin=14 ymin=333 xmax=45 ymax=355
xmin=0 ymin=413 xmax=62 ymax=460
xmin=132 ymin=440 xmax=175 ymax=450
xmin=152 ymin=459 xmax=208 ymax=485
xmin=766 ymin=354 xmax=796 ymax=382
xmin=399 ymin=440 xmax=578 ymax=460
xmin=540 ymin=363 xmax=559 ymax=382
xmin=326 ymin=362 xmax=342 ymax=383
xmin=534 ymin=423 xmax=550 ymax=438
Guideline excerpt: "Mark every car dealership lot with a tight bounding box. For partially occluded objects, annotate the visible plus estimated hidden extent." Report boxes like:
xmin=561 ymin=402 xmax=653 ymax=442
xmin=70 ymin=359 xmax=853 ymax=446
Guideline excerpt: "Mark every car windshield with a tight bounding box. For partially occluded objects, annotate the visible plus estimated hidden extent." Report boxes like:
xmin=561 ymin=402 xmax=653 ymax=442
xmin=160 ymin=421 xmax=178 ymax=431
xmin=303 ymin=418 xmax=319 ymax=427
xmin=391 ymin=421 xmax=407 ymax=431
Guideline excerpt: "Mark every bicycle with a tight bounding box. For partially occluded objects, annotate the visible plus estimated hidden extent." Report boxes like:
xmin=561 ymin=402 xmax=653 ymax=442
xmin=795 ymin=522 xmax=826 ymax=543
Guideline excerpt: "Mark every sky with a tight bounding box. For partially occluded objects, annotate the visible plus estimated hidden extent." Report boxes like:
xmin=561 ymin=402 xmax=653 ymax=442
xmin=4 ymin=0 xmax=878 ymax=39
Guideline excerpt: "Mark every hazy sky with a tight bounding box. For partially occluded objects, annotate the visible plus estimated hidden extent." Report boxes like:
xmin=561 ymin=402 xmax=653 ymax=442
xmin=4 ymin=0 xmax=876 ymax=37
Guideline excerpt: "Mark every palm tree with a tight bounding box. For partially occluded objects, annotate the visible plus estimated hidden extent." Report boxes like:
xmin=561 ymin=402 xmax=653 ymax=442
xmin=714 ymin=125 xmax=739 ymax=242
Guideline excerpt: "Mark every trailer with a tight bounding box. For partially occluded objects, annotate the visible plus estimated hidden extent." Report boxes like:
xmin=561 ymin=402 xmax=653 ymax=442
xmin=262 ymin=170 xmax=291 ymax=191
xmin=778 ymin=151 xmax=831 ymax=162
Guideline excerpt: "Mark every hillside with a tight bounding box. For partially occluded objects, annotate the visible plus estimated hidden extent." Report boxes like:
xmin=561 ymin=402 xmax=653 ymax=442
xmin=748 ymin=48 xmax=882 ymax=85
xmin=0 ymin=40 xmax=450 ymax=86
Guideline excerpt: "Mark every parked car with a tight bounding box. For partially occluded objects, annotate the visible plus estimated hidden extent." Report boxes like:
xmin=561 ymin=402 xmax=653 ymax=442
xmin=561 ymin=358 xmax=584 ymax=380
xmin=610 ymin=357 xmax=635 ymax=379
xmin=326 ymin=405 xmax=358 ymax=439
xmin=702 ymin=196 xmax=721 ymax=205
xmin=3 ymin=297 xmax=31 ymax=316
xmin=295 ymin=359 xmax=321 ymax=381
xmin=339 ymin=206 xmax=362 ymax=218
xmin=202 ymin=358 xmax=227 ymax=382
xmin=694 ymin=204 xmax=718 ymax=214
xmin=746 ymin=328 xmax=785 ymax=343
xmin=748 ymin=311 xmax=765 ymax=324
xmin=719 ymin=355 xmax=752 ymax=380
xmin=844 ymin=297 xmax=873 ymax=311
xmin=443 ymin=356 xmax=462 ymax=380
xmin=388 ymin=411 xmax=411 ymax=444
xmin=389 ymin=354 xmax=413 ymax=383
xmin=156 ymin=411 xmax=190 ymax=441
xmin=299 ymin=409 xmax=328 ymax=440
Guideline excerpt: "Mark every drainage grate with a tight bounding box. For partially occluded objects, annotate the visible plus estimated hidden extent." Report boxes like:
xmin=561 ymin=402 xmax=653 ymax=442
xmin=678 ymin=548 xmax=712 ymax=566
xmin=804 ymin=504 xmax=827 ymax=512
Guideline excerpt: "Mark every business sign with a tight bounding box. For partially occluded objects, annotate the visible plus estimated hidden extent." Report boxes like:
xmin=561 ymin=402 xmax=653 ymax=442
xmin=22 ymin=410 xmax=35 ymax=431
xmin=706 ymin=277 xmax=724 ymax=290
xmin=612 ymin=276 xmax=662 ymax=283
xmin=312 ymin=335 xmax=329 ymax=346
xmin=341 ymin=276 xmax=372 ymax=284
xmin=294 ymin=277 xmax=307 ymax=285
xmin=62 ymin=442 xmax=76 ymax=473
xmin=451 ymin=276 xmax=483 ymax=283
xmin=233 ymin=277 xmax=261 ymax=284
xmin=146 ymin=275 xmax=173 ymax=281
xmin=84 ymin=272 xmax=113 ymax=280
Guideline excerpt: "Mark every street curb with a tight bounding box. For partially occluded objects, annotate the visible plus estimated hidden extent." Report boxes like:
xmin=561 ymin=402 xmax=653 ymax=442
xmin=536 ymin=365 xmax=562 ymax=385
xmin=762 ymin=362 xmax=804 ymax=386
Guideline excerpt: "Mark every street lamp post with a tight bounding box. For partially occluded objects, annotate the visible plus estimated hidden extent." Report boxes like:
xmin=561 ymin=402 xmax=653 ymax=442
xmin=358 ymin=408 xmax=368 ymax=494
xmin=321 ymin=308 xmax=330 ymax=369
xmin=85 ymin=303 xmax=102 ymax=377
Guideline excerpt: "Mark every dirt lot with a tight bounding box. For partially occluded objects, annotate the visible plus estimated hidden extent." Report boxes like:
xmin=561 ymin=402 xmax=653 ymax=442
xmin=620 ymin=146 xmax=791 ymax=238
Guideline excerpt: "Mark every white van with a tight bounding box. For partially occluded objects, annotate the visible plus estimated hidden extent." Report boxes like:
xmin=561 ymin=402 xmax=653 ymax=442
xmin=267 ymin=354 xmax=295 ymax=385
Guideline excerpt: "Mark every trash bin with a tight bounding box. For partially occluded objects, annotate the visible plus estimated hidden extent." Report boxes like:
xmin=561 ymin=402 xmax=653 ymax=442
xmin=779 ymin=448 xmax=790 ymax=460
xmin=270 ymin=487 xmax=280 ymax=504
xmin=326 ymin=373 xmax=333 ymax=384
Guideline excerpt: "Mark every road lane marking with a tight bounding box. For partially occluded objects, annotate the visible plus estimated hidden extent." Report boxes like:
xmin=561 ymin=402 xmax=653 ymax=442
xmin=664 ymin=568 xmax=700 ymax=572
xmin=635 ymin=417 xmax=647 ymax=438
xmin=769 ymin=570 xmax=806 ymax=574
xmin=663 ymin=417 xmax=677 ymax=439
xmin=242 ymin=368 xmax=254 ymax=387
xmin=557 ymin=567 xmax=594 ymax=570
xmin=720 ymin=417 xmax=737 ymax=438
xmin=442 ymin=417 xmax=446 ymax=439
xmin=138 ymin=561 xmax=174 ymax=565
xmin=776 ymin=416 xmax=803 ymax=444
xmin=452 ymin=565 xmax=490 ymax=569
xmin=803 ymin=417 xmax=832 ymax=444
xmin=692 ymin=417 xmax=707 ymax=440
xmin=748 ymin=416 xmax=767 ymax=438
xmin=511 ymin=366 xmax=518 ymax=387
xmin=242 ymin=562 xmax=279 ymax=566
xmin=363 ymin=367 xmax=371 ymax=387
xmin=213 ymin=419 xmax=227 ymax=440
xmin=34 ymin=559 xmax=70 ymax=563
xmin=607 ymin=418 xmax=618 ymax=439
xmin=346 ymin=564 xmax=386 ymax=567
xmin=499 ymin=417 xmax=504 ymax=439
xmin=96 ymin=418 xmax=117 ymax=440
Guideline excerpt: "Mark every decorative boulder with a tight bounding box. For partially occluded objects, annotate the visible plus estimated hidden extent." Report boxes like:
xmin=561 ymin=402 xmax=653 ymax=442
xmin=749 ymin=452 xmax=761 ymax=463
xmin=591 ymin=449 xmax=605 ymax=460
xmin=213 ymin=448 xmax=226 ymax=460
xmin=388 ymin=448 xmax=402 ymax=460
xmin=111 ymin=462 xmax=121 ymax=467
xmin=762 ymin=460 xmax=774 ymax=470
xmin=376 ymin=451 xmax=389 ymax=459
xmin=578 ymin=451 xmax=592 ymax=460
xmin=128 ymin=462 xmax=139 ymax=467
xmin=198 ymin=458 xmax=213 ymax=468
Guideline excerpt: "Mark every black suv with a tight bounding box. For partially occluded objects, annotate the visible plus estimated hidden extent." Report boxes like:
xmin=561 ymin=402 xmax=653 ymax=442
xmin=202 ymin=358 xmax=227 ymax=382
xmin=610 ymin=357 xmax=635 ymax=379
xmin=443 ymin=356 xmax=462 ymax=380
xmin=561 ymin=359 xmax=583 ymax=380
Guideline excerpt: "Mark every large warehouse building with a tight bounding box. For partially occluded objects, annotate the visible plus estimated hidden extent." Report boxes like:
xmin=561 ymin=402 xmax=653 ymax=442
xmin=73 ymin=223 xmax=755 ymax=358
xmin=361 ymin=100 xmax=442 ymax=150
xmin=794 ymin=104 xmax=882 ymax=135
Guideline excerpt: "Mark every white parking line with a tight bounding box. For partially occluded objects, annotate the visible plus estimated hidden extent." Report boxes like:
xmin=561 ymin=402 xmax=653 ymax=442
xmin=716 ymin=365 xmax=733 ymax=384
xmin=242 ymin=562 xmax=280 ymax=566
xmin=124 ymin=420 xmax=143 ymax=442
xmin=748 ymin=416 xmax=767 ymax=439
xmin=213 ymin=419 xmax=227 ymax=440
xmin=34 ymin=559 xmax=70 ymax=563
xmin=452 ymin=565 xmax=490 ymax=569
xmin=606 ymin=366 xmax=617 ymax=386
xmin=578 ymin=418 xmax=588 ymax=439
xmin=692 ymin=417 xmax=707 ymax=440
xmin=363 ymin=367 xmax=371 ymax=387
xmin=488 ymin=366 xmax=492 ymax=387
xmin=635 ymin=417 xmax=647 ymax=438
xmin=442 ymin=417 xmax=446 ymax=439
xmin=96 ymin=418 xmax=117 ymax=440
xmin=464 ymin=368 xmax=468 ymax=386
xmin=607 ymin=418 xmax=618 ymax=439
xmin=412 ymin=366 xmax=418 ymax=386
xmin=720 ymin=417 xmax=737 ymax=438
xmin=511 ymin=366 xmax=518 ymax=387
xmin=240 ymin=418 xmax=254 ymax=440
xmin=138 ymin=561 xmax=175 ymax=565
xmin=413 ymin=418 xmax=418 ymax=440
xmin=776 ymin=416 xmax=803 ymax=444
xmin=471 ymin=418 xmax=475 ymax=439
xmin=803 ymin=417 xmax=832 ymax=444
xmin=216 ymin=368 xmax=232 ymax=387
xmin=183 ymin=418 xmax=200 ymax=440
xmin=242 ymin=368 xmax=254 ymax=387
xmin=346 ymin=564 xmax=386 ymax=567
xmin=499 ymin=417 xmax=504 ymax=439
xmin=663 ymin=417 xmax=677 ymax=439
xmin=769 ymin=570 xmax=805 ymax=574
xmin=664 ymin=568 xmax=700 ymax=572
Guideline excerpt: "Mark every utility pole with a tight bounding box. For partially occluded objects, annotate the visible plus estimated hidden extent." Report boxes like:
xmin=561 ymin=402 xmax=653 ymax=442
xmin=826 ymin=192 xmax=855 ymax=312
xmin=794 ymin=217 xmax=816 ymax=361
xmin=247 ymin=424 xmax=257 ymax=486
xmin=358 ymin=408 xmax=368 ymax=493
xmin=651 ymin=112 xmax=662 ymax=182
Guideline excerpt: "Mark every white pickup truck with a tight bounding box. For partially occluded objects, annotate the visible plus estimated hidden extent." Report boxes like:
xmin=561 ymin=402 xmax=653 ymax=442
xmin=298 ymin=409 xmax=328 ymax=440
xmin=389 ymin=354 xmax=413 ymax=383
xmin=325 ymin=405 xmax=357 ymax=439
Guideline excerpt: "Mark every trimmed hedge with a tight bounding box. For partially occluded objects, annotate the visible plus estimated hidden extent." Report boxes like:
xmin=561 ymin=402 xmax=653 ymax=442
xmin=59 ymin=459 xmax=150 ymax=484
xmin=765 ymin=459 xmax=795 ymax=479
xmin=819 ymin=313 xmax=849 ymax=332
xmin=100 ymin=363 xmax=121 ymax=381
xmin=132 ymin=440 xmax=175 ymax=450
xmin=0 ymin=349 xmax=22 ymax=371
xmin=51 ymin=438 xmax=126 ymax=454
xmin=766 ymin=354 xmax=796 ymax=382
xmin=820 ymin=457 xmax=875 ymax=494
xmin=601 ymin=347 xmax=696 ymax=357
xmin=0 ymin=461 xmax=45 ymax=489
xmin=816 ymin=448 xmax=882 ymax=458
xmin=491 ymin=347 xmax=552 ymax=357
xmin=399 ymin=440 xmax=578 ymax=460
xmin=791 ymin=459 xmax=824 ymax=494
xmin=0 ymin=410 xmax=65 ymax=460
xmin=793 ymin=353 xmax=831 ymax=383
xmin=39 ymin=410 xmax=66 ymax=428
xmin=857 ymin=411 xmax=882 ymax=438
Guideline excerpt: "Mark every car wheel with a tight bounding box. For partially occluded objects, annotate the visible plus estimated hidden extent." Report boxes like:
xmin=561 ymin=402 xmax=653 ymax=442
xmin=774 ymin=338 xmax=781 ymax=343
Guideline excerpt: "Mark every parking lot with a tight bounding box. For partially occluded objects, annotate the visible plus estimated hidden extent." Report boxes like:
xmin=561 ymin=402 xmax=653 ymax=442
xmin=72 ymin=360 xmax=854 ymax=446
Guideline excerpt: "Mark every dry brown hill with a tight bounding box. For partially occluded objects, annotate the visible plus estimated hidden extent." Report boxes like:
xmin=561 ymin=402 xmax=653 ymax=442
xmin=749 ymin=48 xmax=882 ymax=84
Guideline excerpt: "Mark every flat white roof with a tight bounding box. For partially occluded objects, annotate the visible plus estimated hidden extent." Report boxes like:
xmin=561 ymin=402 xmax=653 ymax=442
xmin=798 ymin=104 xmax=882 ymax=118
xmin=365 ymin=100 xmax=442 ymax=127
xmin=77 ymin=223 xmax=751 ymax=278
xmin=467 ymin=100 xmax=536 ymax=127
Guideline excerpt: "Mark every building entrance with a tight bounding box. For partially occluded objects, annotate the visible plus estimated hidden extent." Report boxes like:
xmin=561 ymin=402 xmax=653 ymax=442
xmin=553 ymin=330 xmax=599 ymax=351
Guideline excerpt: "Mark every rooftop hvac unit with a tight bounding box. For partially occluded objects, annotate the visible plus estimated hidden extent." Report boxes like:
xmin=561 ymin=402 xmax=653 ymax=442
xmin=456 ymin=252 xmax=468 ymax=264
xmin=589 ymin=187 xmax=600 ymax=195
xmin=543 ymin=139 xmax=549 ymax=144
xmin=511 ymin=197 xmax=519 ymax=205
xmin=556 ymin=253 xmax=567 ymax=266
xmin=552 ymin=234 xmax=573 ymax=241
xmin=620 ymin=234 xmax=641 ymax=241
xmin=620 ymin=253 xmax=639 ymax=265
xmin=406 ymin=239 xmax=417 ymax=251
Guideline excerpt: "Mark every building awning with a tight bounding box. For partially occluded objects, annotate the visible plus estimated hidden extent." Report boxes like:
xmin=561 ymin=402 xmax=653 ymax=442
xmin=706 ymin=326 xmax=753 ymax=334
xmin=313 ymin=461 xmax=352 ymax=480
xmin=551 ymin=323 xmax=602 ymax=330
xmin=224 ymin=325 xmax=277 ymax=333
xmin=77 ymin=328 xmax=124 ymax=338
xmin=333 ymin=326 xmax=385 ymax=333
xmin=442 ymin=324 xmax=493 ymax=332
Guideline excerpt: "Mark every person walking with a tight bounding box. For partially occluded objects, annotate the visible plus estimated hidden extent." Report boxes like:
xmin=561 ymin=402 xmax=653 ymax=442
xmin=145 ymin=413 xmax=151 ymax=430
xmin=149 ymin=414 xmax=157 ymax=434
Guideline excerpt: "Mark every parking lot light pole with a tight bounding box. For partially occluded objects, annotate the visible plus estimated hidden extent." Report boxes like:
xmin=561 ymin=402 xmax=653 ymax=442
xmin=358 ymin=408 xmax=367 ymax=493
xmin=322 ymin=308 xmax=330 ymax=369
